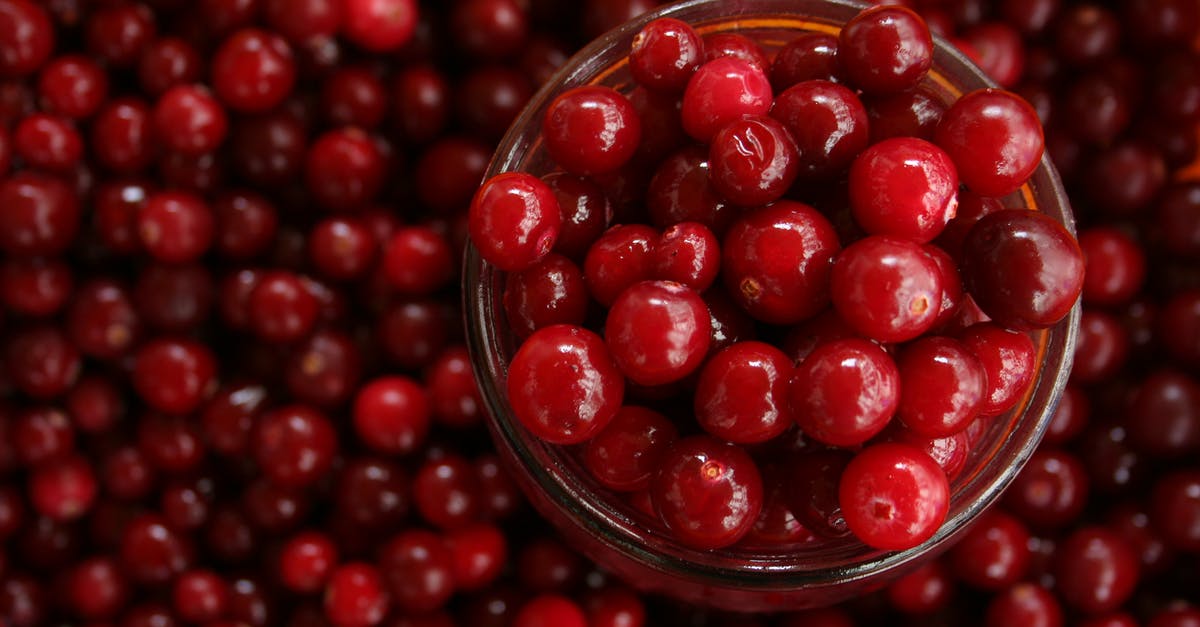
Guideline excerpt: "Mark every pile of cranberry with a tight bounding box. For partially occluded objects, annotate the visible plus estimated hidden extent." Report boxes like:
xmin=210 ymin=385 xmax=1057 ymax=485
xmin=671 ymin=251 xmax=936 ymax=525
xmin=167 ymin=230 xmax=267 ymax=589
xmin=0 ymin=0 xmax=1196 ymax=624
xmin=472 ymin=4 xmax=1083 ymax=554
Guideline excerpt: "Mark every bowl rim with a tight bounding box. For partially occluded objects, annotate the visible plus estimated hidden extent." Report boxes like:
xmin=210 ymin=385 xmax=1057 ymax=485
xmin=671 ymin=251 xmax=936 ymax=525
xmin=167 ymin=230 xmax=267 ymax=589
xmin=464 ymin=0 xmax=1079 ymax=592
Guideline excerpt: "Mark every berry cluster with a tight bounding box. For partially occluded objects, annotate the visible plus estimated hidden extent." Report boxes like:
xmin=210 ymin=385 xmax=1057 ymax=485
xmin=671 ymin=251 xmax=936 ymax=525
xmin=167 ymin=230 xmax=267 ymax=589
xmin=0 ymin=0 xmax=1196 ymax=624
xmin=470 ymin=6 xmax=1083 ymax=553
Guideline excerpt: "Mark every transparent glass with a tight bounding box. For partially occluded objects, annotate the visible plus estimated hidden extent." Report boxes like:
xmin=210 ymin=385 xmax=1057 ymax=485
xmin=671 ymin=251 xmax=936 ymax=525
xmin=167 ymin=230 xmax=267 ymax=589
xmin=464 ymin=0 xmax=1079 ymax=611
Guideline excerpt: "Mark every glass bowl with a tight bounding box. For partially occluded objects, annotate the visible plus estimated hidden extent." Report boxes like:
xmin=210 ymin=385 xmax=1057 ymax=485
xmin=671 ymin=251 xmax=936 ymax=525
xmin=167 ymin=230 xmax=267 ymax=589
xmin=463 ymin=0 xmax=1079 ymax=611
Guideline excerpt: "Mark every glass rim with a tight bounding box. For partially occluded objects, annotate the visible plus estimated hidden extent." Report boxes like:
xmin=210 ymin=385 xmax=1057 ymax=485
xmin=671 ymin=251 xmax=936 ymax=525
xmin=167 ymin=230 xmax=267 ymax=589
xmin=464 ymin=0 xmax=1079 ymax=591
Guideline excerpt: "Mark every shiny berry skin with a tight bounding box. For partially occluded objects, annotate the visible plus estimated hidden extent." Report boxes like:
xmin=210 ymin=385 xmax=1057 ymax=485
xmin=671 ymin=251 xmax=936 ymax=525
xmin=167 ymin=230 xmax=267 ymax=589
xmin=309 ymin=217 xmax=378 ymax=280
xmin=514 ymin=594 xmax=587 ymax=627
xmin=985 ymin=583 xmax=1063 ymax=627
xmin=152 ymin=85 xmax=227 ymax=156
xmin=13 ymin=112 xmax=81 ymax=172
xmin=722 ymin=201 xmax=840 ymax=325
xmin=646 ymin=145 xmax=732 ymax=233
xmin=414 ymin=457 xmax=480 ymax=530
xmin=0 ymin=171 xmax=80 ymax=257
xmin=895 ymin=336 xmax=986 ymax=437
xmin=507 ymin=324 xmax=624 ymax=444
xmin=583 ymin=223 xmax=657 ymax=307
xmin=1150 ymin=470 xmax=1200 ymax=551
xmin=680 ymin=57 xmax=773 ymax=142
xmin=352 ymin=376 xmax=430 ymax=455
xmin=771 ymin=80 xmax=870 ymax=180
xmin=137 ymin=190 xmax=214 ymax=263
xmin=543 ymin=86 xmax=640 ymax=176
xmin=629 ymin=18 xmax=704 ymax=93
xmin=582 ymin=405 xmax=678 ymax=492
xmin=253 ymin=405 xmax=337 ymax=488
xmin=279 ymin=531 xmax=337 ymax=593
xmin=770 ymin=32 xmax=840 ymax=89
xmin=343 ymin=0 xmax=418 ymax=52
xmin=790 ymin=338 xmax=899 ymax=447
xmin=210 ymin=29 xmax=296 ymax=113
xmin=838 ymin=6 xmax=933 ymax=94
xmin=707 ymin=114 xmax=800 ymax=207
xmin=173 ymin=570 xmax=228 ymax=623
xmin=604 ymin=280 xmax=710 ymax=386
xmin=934 ymin=89 xmax=1044 ymax=197
xmin=119 ymin=513 xmax=195 ymax=585
xmin=848 ymin=137 xmax=959 ymax=242
xmin=958 ymin=322 xmax=1037 ymax=416
xmin=469 ymin=172 xmax=562 ymax=272
xmin=383 ymin=226 xmax=454 ymax=295
xmin=947 ymin=509 xmax=1031 ymax=590
xmin=960 ymin=209 xmax=1084 ymax=330
xmin=6 ymin=324 xmax=81 ymax=399
xmin=132 ymin=338 xmax=217 ymax=415
xmin=28 ymin=454 xmax=96 ymax=521
xmin=543 ymin=172 xmax=611 ymax=261
xmin=323 ymin=562 xmax=389 ymax=627
xmin=1078 ymin=227 xmax=1146 ymax=307
xmin=1004 ymin=448 xmax=1089 ymax=528
xmin=304 ymin=128 xmax=385 ymax=211
xmin=839 ymin=442 xmax=949 ymax=550
xmin=831 ymin=235 xmax=943 ymax=343
xmin=502 ymin=253 xmax=589 ymax=338
xmin=379 ymin=528 xmax=455 ymax=613
xmin=0 ymin=0 xmax=54 ymax=77
xmin=137 ymin=37 xmax=203 ymax=98
xmin=1053 ymin=527 xmax=1140 ymax=615
xmin=865 ymin=87 xmax=947 ymax=143
xmin=651 ymin=221 xmax=719 ymax=292
xmin=695 ymin=341 xmax=794 ymax=444
xmin=650 ymin=435 xmax=763 ymax=550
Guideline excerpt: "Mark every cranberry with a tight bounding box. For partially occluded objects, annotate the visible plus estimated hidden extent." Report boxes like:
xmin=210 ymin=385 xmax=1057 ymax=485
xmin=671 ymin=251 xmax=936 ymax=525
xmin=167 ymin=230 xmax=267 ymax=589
xmin=770 ymin=33 xmax=839 ymax=89
xmin=604 ymin=280 xmax=710 ymax=386
xmin=342 ymin=0 xmax=417 ymax=52
xmin=542 ymin=86 xmax=640 ymax=176
xmin=304 ymin=128 xmax=385 ymax=211
xmin=1150 ymin=470 xmax=1200 ymax=551
xmin=324 ymin=563 xmax=389 ymax=627
xmin=253 ymin=405 xmax=337 ymax=488
xmin=650 ymin=435 xmax=763 ymax=550
xmin=29 ymin=453 xmax=96 ymax=521
xmin=0 ymin=0 xmax=54 ymax=77
xmin=11 ymin=112 xmax=81 ymax=172
xmin=790 ymin=338 xmax=899 ymax=447
xmin=839 ymin=8 xmax=932 ymax=93
xmin=514 ymin=594 xmax=587 ymax=627
xmin=450 ymin=0 xmax=528 ymax=60
xmin=771 ymin=80 xmax=870 ymax=180
xmin=413 ymin=454 xmax=481 ymax=529
xmin=583 ymin=223 xmax=657 ymax=307
xmin=120 ymin=513 xmax=194 ymax=585
xmin=136 ymin=190 xmax=214 ymax=262
xmin=66 ymin=556 xmax=129 ymax=620
xmin=507 ymin=324 xmax=623 ymax=444
xmin=279 ymin=531 xmax=337 ymax=593
xmin=948 ymin=509 xmax=1031 ymax=590
xmin=335 ymin=457 xmax=409 ymax=530
xmin=839 ymin=442 xmax=949 ymax=550
xmin=935 ymin=89 xmax=1044 ymax=197
xmin=886 ymin=559 xmax=954 ymax=614
xmin=582 ymin=405 xmax=677 ymax=492
xmin=707 ymin=115 xmax=800 ymax=207
xmin=443 ymin=523 xmax=507 ymax=591
xmin=1079 ymin=227 xmax=1147 ymax=306
xmin=469 ymin=172 xmax=562 ymax=272
xmin=0 ymin=257 xmax=71 ymax=316
xmin=211 ymin=29 xmax=296 ymax=113
xmin=0 ymin=171 xmax=80 ymax=257
xmin=694 ymin=341 xmax=794 ymax=444
xmin=248 ymin=271 xmax=319 ymax=343
xmin=848 ymin=137 xmax=958 ymax=242
xmin=380 ymin=529 xmax=455 ymax=612
xmin=1054 ymin=527 xmax=1140 ymax=614
xmin=85 ymin=3 xmax=155 ymax=68
xmin=629 ymin=18 xmax=704 ymax=93
xmin=173 ymin=570 xmax=229 ymax=623
xmin=831 ymin=235 xmax=943 ymax=342
xmin=132 ymin=338 xmax=216 ymax=414
xmin=1005 ymin=448 xmax=1089 ymax=528
xmin=722 ymin=201 xmax=840 ymax=325
xmin=680 ymin=57 xmax=772 ymax=142
xmin=384 ymin=226 xmax=454 ymax=295
xmin=985 ymin=583 xmax=1063 ymax=627
xmin=137 ymin=37 xmax=203 ymax=97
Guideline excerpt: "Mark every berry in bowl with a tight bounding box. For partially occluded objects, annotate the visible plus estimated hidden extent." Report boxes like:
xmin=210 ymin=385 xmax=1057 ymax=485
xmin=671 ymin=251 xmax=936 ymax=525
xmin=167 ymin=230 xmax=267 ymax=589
xmin=464 ymin=0 xmax=1082 ymax=611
